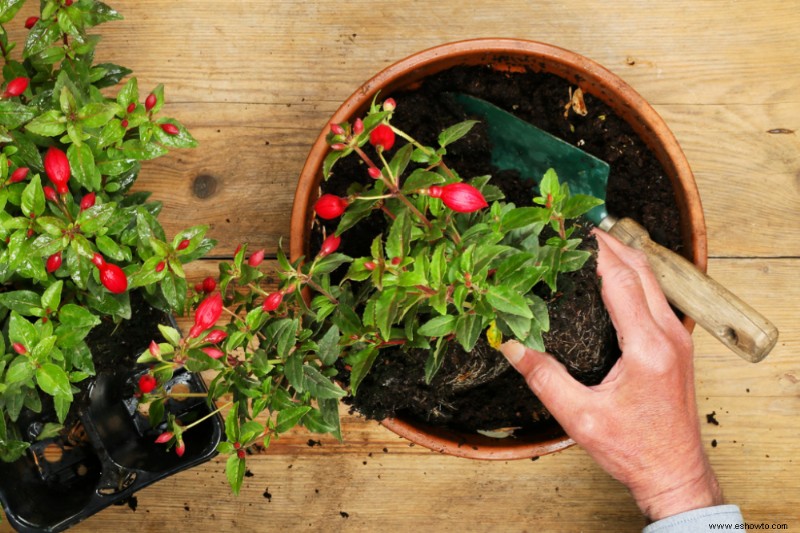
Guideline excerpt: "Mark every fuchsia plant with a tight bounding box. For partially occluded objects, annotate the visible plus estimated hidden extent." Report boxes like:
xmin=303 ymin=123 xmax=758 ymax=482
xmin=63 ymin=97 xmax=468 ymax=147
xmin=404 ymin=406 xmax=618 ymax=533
xmin=0 ymin=0 xmax=213 ymax=467
xmin=136 ymin=94 xmax=603 ymax=494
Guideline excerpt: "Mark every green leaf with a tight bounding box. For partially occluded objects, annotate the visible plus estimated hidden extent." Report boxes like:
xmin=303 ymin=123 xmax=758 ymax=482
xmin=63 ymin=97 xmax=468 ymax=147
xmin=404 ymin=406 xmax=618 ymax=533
xmin=24 ymin=18 xmax=62 ymax=58
xmin=90 ymin=63 xmax=133 ymax=89
xmin=401 ymin=168 xmax=446 ymax=193
xmin=0 ymin=0 xmax=25 ymax=24
xmin=153 ymin=120 xmax=197 ymax=149
xmin=438 ymin=120 xmax=479 ymax=148
xmin=41 ymin=280 xmax=63 ymax=312
xmin=285 ymin=353 xmax=305 ymax=393
xmin=224 ymin=403 xmax=240 ymax=442
xmin=347 ymin=346 xmax=378 ymax=396
xmin=9 ymin=311 xmax=38 ymax=347
xmin=275 ymin=405 xmax=311 ymax=434
xmin=0 ymin=291 xmax=43 ymax=315
xmin=24 ymin=109 xmax=66 ymax=137
xmin=76 ymin=203 xmax=115 ymax=235
xmin=122 ymin=139 xmax=168 ymax=160
xmin=317 ymin=325 xmax=340 ymax=366
xmin=501 ymin=207 xmax=549 ymax=231
xmin=225 ymin=455 xmax=246 ymax=496
xmin=385 ymin=210 xmax=410 ymax=262
xmin=374 ymin=287 xmax=401 ymax=342
xmin=5 ymin=357 xmax=35 ymax=385
xmin=424 ymin=338 xmax=447 ymax=384
xmin=67 ymin=143 xmax=99 ymax=191
xmin=31 ymin=336 xmax=58 ymax=363
xmin=36 ymin=363 xmax=72 ymax=397
xmin=455 ymin=313 xmax=482 ymax=352
xmin=562 ymin=194 xmax=604 ymax=219
xmin=58 ymin=304 xmax=102 ymax=329
xmin=21 ymin=174 xmax=45 ymax=218
xmin=79 ymin=102 xmax=122 ymax=129
xmin=485 ymin=285 xmax=533 ymax=318
xmin=116 ymin=77 xmax=139 ymax=109
xmin=303 ymin=365 xmax=346 ymax=399
xmin=539 ymin=168 xmax=560 ymax=198
xmin=0 ymin=100 xmax=35 ymax=129
xmin=388 ymin=143 xmax=413 ymax=179
xmin=418 ymin=315 xmax=457 ymax=337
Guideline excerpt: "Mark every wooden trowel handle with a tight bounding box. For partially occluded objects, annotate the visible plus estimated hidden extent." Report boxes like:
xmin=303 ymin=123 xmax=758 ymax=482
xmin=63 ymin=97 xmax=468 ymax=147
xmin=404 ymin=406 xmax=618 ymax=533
xmin=608 ymin=217 xmax=778 ymax=363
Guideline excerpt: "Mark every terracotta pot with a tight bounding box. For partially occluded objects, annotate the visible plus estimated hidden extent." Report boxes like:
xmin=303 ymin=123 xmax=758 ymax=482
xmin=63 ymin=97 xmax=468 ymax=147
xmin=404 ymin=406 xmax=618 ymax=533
xmin=291 ymin=38 xmax=706 ymax=460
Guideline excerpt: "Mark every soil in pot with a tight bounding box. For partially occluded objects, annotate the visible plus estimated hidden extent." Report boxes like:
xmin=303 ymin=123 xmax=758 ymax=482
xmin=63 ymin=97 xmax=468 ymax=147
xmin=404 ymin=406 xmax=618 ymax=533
xmin=312 ymin=65 xmax=683 ymax=434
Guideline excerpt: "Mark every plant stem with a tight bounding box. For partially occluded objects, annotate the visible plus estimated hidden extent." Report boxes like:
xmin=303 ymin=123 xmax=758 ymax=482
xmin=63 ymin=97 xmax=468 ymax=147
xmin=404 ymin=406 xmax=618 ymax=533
xmin=183 ymin=401 xmax=233 ymax=432
xmin=305 ymin=278 xmax=338 ymax=304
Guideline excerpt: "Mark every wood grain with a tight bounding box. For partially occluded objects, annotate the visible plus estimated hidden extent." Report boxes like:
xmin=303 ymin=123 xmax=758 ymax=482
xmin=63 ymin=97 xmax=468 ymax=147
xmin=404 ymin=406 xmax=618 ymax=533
xmin=2 ymin=0 xmax=799 ymax=531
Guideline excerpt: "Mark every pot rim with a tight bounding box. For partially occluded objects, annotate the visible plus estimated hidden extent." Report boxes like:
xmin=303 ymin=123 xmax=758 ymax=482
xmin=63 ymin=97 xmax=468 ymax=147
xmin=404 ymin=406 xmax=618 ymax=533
xmin=291 ymin=38 xmax=707 ymax=460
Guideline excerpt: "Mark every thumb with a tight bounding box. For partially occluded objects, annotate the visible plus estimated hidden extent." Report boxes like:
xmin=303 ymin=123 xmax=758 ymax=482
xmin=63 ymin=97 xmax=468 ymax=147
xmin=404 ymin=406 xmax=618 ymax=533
xmin=500 ymin=340 xmax=590 ymax=421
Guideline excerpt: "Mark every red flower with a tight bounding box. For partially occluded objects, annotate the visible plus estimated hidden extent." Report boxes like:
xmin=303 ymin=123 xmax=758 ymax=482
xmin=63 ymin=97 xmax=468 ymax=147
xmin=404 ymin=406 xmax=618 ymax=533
xmin=100 ymin=264 xmax=128 ymax=294
xmin=43 ymin=186 xmax=58 ymax=202
xmin=138 ymin=374 xmax=157 ymax=394
xmin=313 ymin=194 xmax=348 ymax=219
xmin=369 ymin=124 xmax=395 ymax=151
xmin=428 ymin=183 xmax=488 ymax=213
xmin=160 ymin=123 xmax=179 ymax=135
xmin=9 ymin=167 xmax=29 ymax=183
xmin=24 ymin=16 xmax=39 ymax=29
xmin=79 ymin=192 xmax=96 ymax=211
xmin=204 ymin=329 xmax=227 ymax=344
xmin=201 ymin=346 xmax=224 ymax=360
xmin=12 ymin=342 xmax=26 ymax=355
xmin=91 ymin=253 xmax=106 ymax=269
xmin=262 ymin=292 xmax=283 ymax=312
xmin=46 ymin=252 xmax=62 ymax=273
xmin=318 ymin=234 xmax=341 ymax=257
xmin=44 ymin=147 xmax=70 ymax=190
xmin=145 ymin=93 xmax=157 ymax=111
xmin=177 ymin=239 xmax=190 ymax=250
xmin=202 ymin=277 xmax=217 ymax=293
xmin=155 ymin=431 xmax=173 ymax=444
xmin=3 ymin=77 xmax=28 ymax=98
xmin=248 ymin=249 xmax=265 ymax=266
xmin=189 ymin=293 xmax=223 ymax=338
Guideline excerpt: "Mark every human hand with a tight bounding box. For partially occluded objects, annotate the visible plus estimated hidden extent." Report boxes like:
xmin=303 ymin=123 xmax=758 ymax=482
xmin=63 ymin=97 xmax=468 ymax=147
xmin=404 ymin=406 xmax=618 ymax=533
xmin=500 ymin=229 xmax=723 ymax=521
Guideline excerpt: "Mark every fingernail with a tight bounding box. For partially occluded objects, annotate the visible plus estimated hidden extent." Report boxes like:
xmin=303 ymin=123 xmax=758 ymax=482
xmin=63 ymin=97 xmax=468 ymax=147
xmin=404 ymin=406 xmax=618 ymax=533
xmin=500 ymin=340 xmax=526 ymax=366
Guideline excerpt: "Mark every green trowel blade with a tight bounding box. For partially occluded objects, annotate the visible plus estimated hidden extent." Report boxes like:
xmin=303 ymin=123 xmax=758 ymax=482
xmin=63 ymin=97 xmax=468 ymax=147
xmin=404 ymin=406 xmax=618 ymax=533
xmin=453 ymin=93 xmax=610 ymax=225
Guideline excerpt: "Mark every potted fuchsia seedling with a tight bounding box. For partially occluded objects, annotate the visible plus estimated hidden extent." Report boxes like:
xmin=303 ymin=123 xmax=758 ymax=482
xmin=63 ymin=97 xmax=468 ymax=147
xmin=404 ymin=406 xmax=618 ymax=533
xmin=0 ymin=2 xmax=221 ymax=531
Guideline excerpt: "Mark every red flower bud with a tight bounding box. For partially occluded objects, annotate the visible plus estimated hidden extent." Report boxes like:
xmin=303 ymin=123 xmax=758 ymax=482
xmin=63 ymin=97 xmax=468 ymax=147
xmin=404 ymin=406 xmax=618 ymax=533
xmin=149 ymin=340 xmax=161 ymax=358
xmin=262 ymin=291 xmax=283 ymax=312
xmin=155 ymin=431 xmax=173 ymax=444
xmin=121 ymin=119 xmax=129 ymax=129
xmin=248 ymin=249 xmax=265 ymax=267
xmin=64 ymin=0 xmax=72 ymax=6
xmin=177 ymin=239 xmax=190 ymax=250
xmin=43 ymin=186 xmax=58 ymax=202
xmin=429 ymin=183 xmax=488 ymax=213
xmin=3 ymin=77 xmax=28 ymax=98
xmin=46 ymin=251 xmax=62 ymax=273
xmin=194 ymin=282 xmax=204 ymax=292
xmin=190 ymin=293 xmax=223 ymax=338
xmin=330 ymin=123 xmax=345 ymax=135
xmin=367 ymin=167 xmax=382 ymax=179
xmin=126 ymin=102 xmax=136 ymax=113
xmin=383 ymin=98 xmax=396 ymax=111
xmin=353 ymin=118 xmax=364 ymax=135
xmin=237 ymin=449 xmax=246 ymax=459
xmin=79 ymin=192 xmax=96 ymax=211
xmin=391 ymin=256 xmax=401 ymax=266
xmin=313 ymin=194 xmax=348 ymax=220
xmin=9 ymin=167 xmax=29 ymax=183
xmin=201 ymin=346 xmax=224 ymax=360
xmin=204 ymin=329 xmax=227 ymax=344
xmin=100 ymin=264 xmax=128 ymax=294
xmin=369 ymin=124 xmax=395 ymax=151
xmin=138 ymin=374 xmax=157 ymax=394
xmin=330 ymin=143 xmax=347 ymax=151
xmin=44 ymin=147 xmax=70 ymax=189
xmin=12 ymin=342 xmax=27 ymax=355
xmin=145 ymin=93 xmax=157 ymax=111
xmin=318 ymin=234 xmax=341 ymax=257
xmin=202 ymin=277 xmax=217 ymax=293
xmin=175 ymin=439 xmax=186 ymax=457
xmin=25 ymin=16 xmax=39 ymax=29
xmin=91 ymin=253 xmax=106 ymax=268
xmin=155 ymin=261 xmax=166 ymax=273
xmin=56 ymin=183 xmax=68 ymax=195
xmin=364 ymin=261 xmax=376 ymax=271
xmin=160 ymin=123 xmax=180 ymax=135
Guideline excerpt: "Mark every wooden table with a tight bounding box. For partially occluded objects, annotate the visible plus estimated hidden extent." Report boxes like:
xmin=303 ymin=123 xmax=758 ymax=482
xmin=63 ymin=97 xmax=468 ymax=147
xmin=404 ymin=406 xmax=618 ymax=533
xmin=2 ymin=1 xmax=798 ymax=531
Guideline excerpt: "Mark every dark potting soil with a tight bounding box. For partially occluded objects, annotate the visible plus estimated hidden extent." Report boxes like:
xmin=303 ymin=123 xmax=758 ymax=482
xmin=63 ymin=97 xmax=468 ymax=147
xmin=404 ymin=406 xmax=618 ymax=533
xmin=313 ymin=65 xmax=682 ymax=432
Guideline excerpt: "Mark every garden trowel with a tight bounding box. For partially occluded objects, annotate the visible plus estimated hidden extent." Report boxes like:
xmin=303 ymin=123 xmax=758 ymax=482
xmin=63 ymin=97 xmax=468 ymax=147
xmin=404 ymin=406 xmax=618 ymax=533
xmin=453 ymin=93 xmax=778 ymax=363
